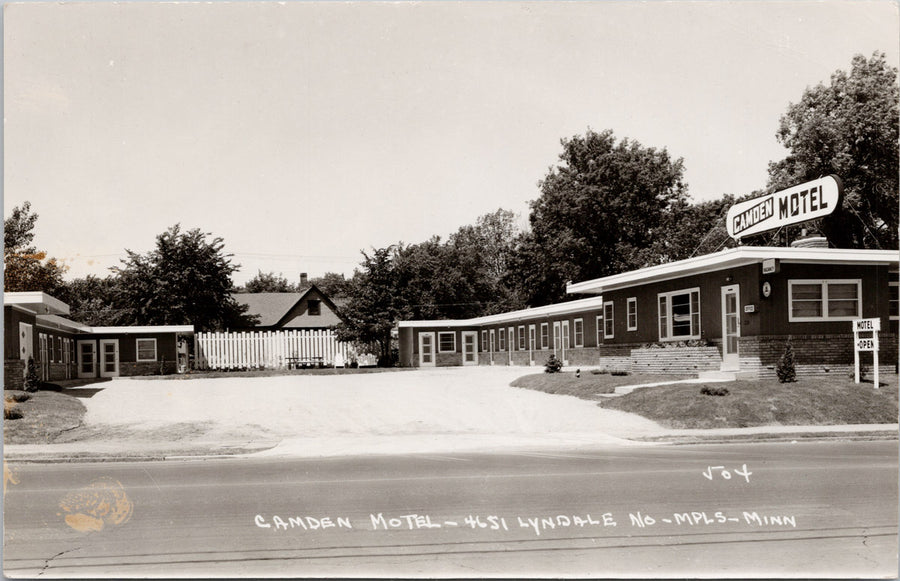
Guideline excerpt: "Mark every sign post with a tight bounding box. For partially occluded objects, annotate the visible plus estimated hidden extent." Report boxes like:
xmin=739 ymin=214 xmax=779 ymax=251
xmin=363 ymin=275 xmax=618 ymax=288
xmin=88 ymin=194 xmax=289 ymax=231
xmin=852 ymin=318 xmax=880 ymax=387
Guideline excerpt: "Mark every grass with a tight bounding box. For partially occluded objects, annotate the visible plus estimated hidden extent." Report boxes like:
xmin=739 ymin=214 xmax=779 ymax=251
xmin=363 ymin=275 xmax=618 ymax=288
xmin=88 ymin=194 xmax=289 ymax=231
xmin=510 ymin=371 xmax=674 ymax=399
xmin=600 ymin=375 xmax=898 ymax=429
xmin=3 ymin=389 xmax=86 ymax=444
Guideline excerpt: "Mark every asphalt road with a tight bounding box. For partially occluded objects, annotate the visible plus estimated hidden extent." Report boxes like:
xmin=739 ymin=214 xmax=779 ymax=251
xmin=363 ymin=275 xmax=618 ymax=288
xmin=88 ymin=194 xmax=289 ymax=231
xmin=4 ymin=440 xmax=897 ymax=578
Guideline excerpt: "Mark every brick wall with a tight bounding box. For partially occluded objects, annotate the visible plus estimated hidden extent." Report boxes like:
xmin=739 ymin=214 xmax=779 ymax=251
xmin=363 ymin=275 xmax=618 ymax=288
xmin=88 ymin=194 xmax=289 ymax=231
xmin=741 ymin=333 xmax=898 ymax=379
xmin=119 ymin=360 xmax=177 ymax=376
xmin=630 ymin=346 xmax=722 ymax=375
xmin=4 ymin=359 xmax=24 ymax=390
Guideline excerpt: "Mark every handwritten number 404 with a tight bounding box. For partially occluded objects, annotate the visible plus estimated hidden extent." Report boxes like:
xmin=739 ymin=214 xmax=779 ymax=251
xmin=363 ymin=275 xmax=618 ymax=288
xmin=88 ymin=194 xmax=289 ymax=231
xmin=703 ymin=464 xmax=751 ymax=483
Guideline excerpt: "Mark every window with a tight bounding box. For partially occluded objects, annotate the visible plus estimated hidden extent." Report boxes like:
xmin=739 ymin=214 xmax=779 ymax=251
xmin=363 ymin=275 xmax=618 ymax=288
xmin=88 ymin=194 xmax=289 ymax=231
xmin=136 ymin=338 xmax=157 ymax=362
xmin=307 ymin=299 xmax=321 ymax=316
xmin=540 ymin=323 xmax=549 ymax=349
xmin=627 ymin=298 xmax=637 ymax=331
xmin=481 ymin=330 xmax=487 ymax=352
xmin=788 ymin=280 xmax=861 ymax=322
xmin=499 ymin=328 xmax=506 ymax=351
xmin=890 ymin=272 xmax=898 ymax=321
xmin=658 ymin=288 xmax=701 ymax=340
xmin=438 ymin=332 xmax=456 ymax=353
xmin=518 ymin=326 xmax=525 ymax=350
xmin=574 ymin=319 xmax=584 ymax=347
xmin=603 ymin=301 xmax=615 ymax=339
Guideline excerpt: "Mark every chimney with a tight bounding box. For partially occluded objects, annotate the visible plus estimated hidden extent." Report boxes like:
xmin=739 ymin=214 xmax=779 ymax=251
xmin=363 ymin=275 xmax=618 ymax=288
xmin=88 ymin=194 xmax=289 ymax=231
xmin=300 ymin=272 xmax=308 ymax=287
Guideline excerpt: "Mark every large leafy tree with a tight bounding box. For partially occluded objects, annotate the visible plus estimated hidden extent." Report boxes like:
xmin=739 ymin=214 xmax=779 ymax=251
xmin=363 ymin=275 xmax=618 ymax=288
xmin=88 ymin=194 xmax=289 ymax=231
xmin=310 ymin=272 xmax=353 ymax=299
xmin=768 ymin=52 xmax=899 ymax=249
xmin=4 ymin=202 xmax=66 ymax=293
xmin=241 ymin=270 xmax=293 ymax=293
xmin=334 ymin=246 xmax=403 ymax=366
xmin=509 ymin=129 xmax=688 ymax=305
xmin=113 ymin=225 xmax=254 ymax=331
xmin=58 ymin=275 xmax=122 ymax=326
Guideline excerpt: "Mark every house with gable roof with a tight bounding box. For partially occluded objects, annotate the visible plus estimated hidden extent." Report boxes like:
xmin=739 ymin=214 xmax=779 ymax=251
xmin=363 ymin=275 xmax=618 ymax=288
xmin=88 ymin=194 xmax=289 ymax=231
xmin=231 ymin=284 xmax=345 ymax=332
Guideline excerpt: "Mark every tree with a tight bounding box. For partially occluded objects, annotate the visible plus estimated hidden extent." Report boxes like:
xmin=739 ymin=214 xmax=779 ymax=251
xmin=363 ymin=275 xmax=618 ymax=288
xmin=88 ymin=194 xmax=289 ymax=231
xmin=334 ymin=247 xmax=402 ymax=366
xmin=509 ymin=129 xmax=688 ymax=305
xmin=113 ymin=225 xmax=255 ymax=331
xmin=58 ymin=275 xmax=122 ymax=326
xmin=4 ymin=202 xmax=66 ymax=293
xmin=768 ymin=52 xmax=899 ymax=249
xmin=242 ymin=270 xmax=293 ymax=293
xmin=310 ymin=272 xmax=353 ymax=299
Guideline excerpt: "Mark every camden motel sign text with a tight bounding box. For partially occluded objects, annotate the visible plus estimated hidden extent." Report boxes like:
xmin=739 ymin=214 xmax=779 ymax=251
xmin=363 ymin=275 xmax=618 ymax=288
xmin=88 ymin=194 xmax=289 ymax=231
xmin=726 ymin=175 xmax=843 ymax=240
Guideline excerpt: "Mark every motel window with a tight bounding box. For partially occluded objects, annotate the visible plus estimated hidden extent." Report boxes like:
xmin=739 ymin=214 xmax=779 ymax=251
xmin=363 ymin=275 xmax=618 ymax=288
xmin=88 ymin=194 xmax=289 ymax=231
xmin=574 ymin=319 xmax=584 ymax=348
xmin=890 ymin=272 xmax=898 ymax=321
xmin=137 ymin=338 xmax=158 ymax=362
xmin=499 ymin=328 xmax=506 ymax=351
xmin=658 ymin=288 xmax=701 ymax=341
xmin=481 ymin=330 xmax=487 ymax=352
xmin=603 ymin=302 xmax=614 ymax=339
xmin=518 ymin=326 xmax=525 ymax=350
xmin=627 ymin=298 xmax=637 ymax=331
xmin=438 ymin=332 xmax=456 ymax=353
xmin=307 ymin=300 xmax=321 ymax=316
xmin=788 ymin=280 xmax=861 ymax=322
xmin=540 ymin=323 xmax=549 ymax=349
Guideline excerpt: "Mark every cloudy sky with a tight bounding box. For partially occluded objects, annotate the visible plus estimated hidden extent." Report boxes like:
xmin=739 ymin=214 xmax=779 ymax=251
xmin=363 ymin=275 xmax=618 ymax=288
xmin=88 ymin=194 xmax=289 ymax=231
xmin=4 ymin=1 xmax=898 ymax=285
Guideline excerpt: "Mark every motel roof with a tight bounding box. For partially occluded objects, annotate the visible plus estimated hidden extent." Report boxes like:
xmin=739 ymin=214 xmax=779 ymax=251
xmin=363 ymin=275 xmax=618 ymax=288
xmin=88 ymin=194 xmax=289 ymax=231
xmin=398 ymin=295 xmax=608 ymax=328
xmin=566 ymin=246 xmax=899 ymax=295
xmin=4 ymin=291 xmax=70 ymax=316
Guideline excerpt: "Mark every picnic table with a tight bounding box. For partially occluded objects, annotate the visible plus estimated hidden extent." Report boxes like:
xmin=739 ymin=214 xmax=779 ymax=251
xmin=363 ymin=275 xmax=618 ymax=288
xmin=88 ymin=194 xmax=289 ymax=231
xmin=286 ymin=356 xmax=324 ymax=369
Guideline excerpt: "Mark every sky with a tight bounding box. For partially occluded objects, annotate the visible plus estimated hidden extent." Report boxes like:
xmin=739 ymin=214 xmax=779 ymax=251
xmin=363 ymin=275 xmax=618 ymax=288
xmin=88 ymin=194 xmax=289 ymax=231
xmin=4 ymin=1 xmax=899 ymax=286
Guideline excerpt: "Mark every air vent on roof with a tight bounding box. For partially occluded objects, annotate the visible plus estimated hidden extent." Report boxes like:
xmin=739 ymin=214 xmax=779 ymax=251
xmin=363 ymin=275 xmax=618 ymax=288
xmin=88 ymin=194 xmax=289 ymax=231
xmin=790 ymin=236 xmax=829 ymax=248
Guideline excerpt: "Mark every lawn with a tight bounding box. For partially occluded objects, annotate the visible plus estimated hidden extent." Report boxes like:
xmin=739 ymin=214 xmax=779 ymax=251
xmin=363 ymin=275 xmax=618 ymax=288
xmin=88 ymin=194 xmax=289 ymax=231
xmin=4 ymin=389 xmax=86 ymax=444
xmin=510 ymin=371 xmax=674 ymax=399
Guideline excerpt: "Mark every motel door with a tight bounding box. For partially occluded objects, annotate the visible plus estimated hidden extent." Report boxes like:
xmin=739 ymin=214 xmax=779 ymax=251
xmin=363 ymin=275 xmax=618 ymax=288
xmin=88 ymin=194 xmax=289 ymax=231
xmin=461 ymin=331 xmax=478 ymax=366
xmin=77 ymin=340 xmax=97 ymax=379
xmin=99 ymin=339 xmax=120 ymax=378
xmin=18 ymin=323 xmax=33 ymax=379
xmin=721 ymin=285 xmax=741 ymax=371
xmin=553 ymin=322 xmax=561 ymax=357
xmin=561 ymin=321 xmax=570 ymax=364
xmin=38 ymin=334 xmax=49 ymax=381
xmin=419 ymin=332 xmax=436 ymax=367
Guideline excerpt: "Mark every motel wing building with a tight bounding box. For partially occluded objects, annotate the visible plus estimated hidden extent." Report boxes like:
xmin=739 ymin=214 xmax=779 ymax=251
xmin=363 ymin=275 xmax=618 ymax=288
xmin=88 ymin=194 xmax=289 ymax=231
xmin=398 ymin=243 xmax=898 ymax=378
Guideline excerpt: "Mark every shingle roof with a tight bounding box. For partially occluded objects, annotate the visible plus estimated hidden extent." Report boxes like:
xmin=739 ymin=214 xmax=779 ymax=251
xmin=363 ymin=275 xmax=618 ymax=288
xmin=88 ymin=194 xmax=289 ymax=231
xmin=233 ymin=293 xmax=305 ymax=327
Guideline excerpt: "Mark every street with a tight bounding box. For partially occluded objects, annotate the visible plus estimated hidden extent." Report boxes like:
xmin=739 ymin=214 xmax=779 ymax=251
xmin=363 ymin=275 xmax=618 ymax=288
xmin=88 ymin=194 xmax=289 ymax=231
xmin=4 ymin=440 xmax=897 ymax=578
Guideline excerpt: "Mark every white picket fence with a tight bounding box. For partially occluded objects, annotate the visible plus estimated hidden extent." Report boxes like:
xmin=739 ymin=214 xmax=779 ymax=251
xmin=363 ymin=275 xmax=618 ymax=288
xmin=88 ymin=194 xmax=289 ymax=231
xmin=195 ymin=330 xmax=353 ymax=370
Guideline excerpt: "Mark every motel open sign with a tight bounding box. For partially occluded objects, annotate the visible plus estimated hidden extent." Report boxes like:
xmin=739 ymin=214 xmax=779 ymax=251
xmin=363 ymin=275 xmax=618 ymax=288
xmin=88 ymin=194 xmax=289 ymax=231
xmin=726 ymin=175 xmax=843 ymax=240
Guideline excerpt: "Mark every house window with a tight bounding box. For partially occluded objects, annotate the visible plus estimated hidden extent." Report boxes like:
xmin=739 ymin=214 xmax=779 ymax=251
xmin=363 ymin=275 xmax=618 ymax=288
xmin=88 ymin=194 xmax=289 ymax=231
xmin=499 ymin=328 xmax=506 ymax=351
xmin=438 ymin=332 xmax=456 ymax=353
xmin=307 ymin=300 xmax=321 ymax=316
xmin=481 ymin=330 xmax=487 ymax=352
xmin=788 ymin=280 xmax=861 ymax=321
xmin=603 ymin=301 xmax=614 ymax=339
xmin=574 ymin=318 xmax=584 ymax=347
xmin=658 ymin=288 xmax=701 ymax=340
xmin=627 ymin=298 xmax=637 ymax=331
xmin=540 ymin=323 xmax=549 ymax=349
xmin=890 ymin=272 xmax=898 ymax=321
xmin=518 ymin=326 xmax=525 ymax=350
xmin=136 ymin=338 xmax=157 ymax=362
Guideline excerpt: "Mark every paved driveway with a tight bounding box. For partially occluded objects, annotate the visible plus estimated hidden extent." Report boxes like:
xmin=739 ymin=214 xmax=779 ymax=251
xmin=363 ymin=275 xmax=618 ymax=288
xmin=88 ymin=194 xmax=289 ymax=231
xmin=55 ymin=367 xmax=666 ymax=457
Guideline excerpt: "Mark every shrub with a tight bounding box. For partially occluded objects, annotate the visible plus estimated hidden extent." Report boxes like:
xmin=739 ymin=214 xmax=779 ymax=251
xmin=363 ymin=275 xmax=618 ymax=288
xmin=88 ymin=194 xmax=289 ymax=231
xmin=701 ymin=385 xmax=730 ymax=396
xmin=610 ymin=369 xmax=630 ymax=376
xmin=776 ymin=341 xmax=797 ymax=383
xmin=24 ymin=357 xmax=40 ymax=392
xmin=590 ymin=368 xmax=609 ymax=375
xmin=544 ymin=355 xmax=563 ymax=373
xmin=4 ymin=398 xmax=23 ymax=420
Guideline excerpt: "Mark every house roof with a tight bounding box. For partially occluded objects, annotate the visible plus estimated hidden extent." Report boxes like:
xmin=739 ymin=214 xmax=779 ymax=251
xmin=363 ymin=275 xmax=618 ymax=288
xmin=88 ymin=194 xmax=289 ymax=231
xmin=233 ymin=284 xmax=344 ymax=327
xmin=566 ymin=246 xmax=900 ymax=295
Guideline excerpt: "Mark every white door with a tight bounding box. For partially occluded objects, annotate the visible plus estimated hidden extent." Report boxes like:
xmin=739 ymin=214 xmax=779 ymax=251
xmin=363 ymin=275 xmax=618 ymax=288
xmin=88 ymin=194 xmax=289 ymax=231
xmin=63 ymin=338 xmax=72 ymax=379
xmin=561 ymin=320 xmax=570 ymax=364
xmin=721 ymin=285 xmax=741 ymax=371
xmin=489 ymin=330 xmax=495 ymax=365
xmin=419 ymin=332 xmax=436 ymax=367
xmin=553 ymin=322 xmax=561 ymax=357
xmin=528 ymin=325 xmax=536 ymax=365
xmin=18 ymin=323 xmax=33 ymax=379
xmin=100 ymin=339 xmax=120 ymax=378
xmin=77 ymin=340 xmax=97 ymax=379
xmin=38 ymin=333 xmax=49 ymax=381
xmin=462 ymin=331 xmax=478 ymax=366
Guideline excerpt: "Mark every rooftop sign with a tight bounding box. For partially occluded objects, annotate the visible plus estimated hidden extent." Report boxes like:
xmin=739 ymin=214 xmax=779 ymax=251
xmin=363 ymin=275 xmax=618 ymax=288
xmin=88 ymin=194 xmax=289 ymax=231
xmin=726 ymin=175 xmax=842 ymax=240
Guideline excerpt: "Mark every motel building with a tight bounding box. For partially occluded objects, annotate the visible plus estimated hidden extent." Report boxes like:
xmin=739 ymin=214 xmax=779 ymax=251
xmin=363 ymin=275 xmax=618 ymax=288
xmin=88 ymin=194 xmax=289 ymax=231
xmin=398 ymin=177 xmax=899 ymax=379
xmin=4 ymin=291 xmax=193 ymax=389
